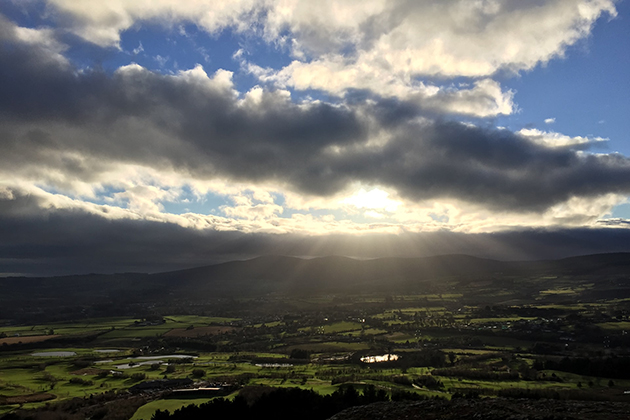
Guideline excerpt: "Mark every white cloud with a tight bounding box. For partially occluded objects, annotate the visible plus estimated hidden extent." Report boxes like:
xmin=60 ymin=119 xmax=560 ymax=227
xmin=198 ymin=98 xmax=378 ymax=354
xmin=2 ymin=13 xmax=629 ymax=238
xmin=262 ymin=1 xmax=614 ymax=75
xmin=12 ymin=25 xmax=69 ymax=65
xmin=47 ymin=0 xmax=616 ymax=72
xmin=364 ymin=210 xmax=386 ymax=219
xmin=43 ymin=0 xmax=616 ymax=116
xmin=545 ymin=117 xmax=556 ymax=124
xmin=517 ymin=128 xmax=607 ymax=147
xmin=263 ymin=60 xmax=515 ymax=117
xmin=46 ymin=0 xmax=263 ymax=48
xmin=154 ymin=54 xmax=169 ymax=67
xmin=132 ymin=41 xmax=144 ymax=55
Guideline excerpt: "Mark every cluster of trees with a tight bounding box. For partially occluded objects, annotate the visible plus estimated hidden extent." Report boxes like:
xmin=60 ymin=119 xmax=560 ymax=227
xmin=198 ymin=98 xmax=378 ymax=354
xmin=431 ymin=367 xmax=519 ymax=381
xmin=1 ymin=391 xmax=149 ymax=420
xmin=68 ymin=377 xmax=94 ymax=386
xmin=497 ymin=387 xmax=609 ymax=402
xmin=534 ymin=356 xmax=630 ymax=379
xmin=413 ymin=375 xmax=444 ymax=389
xmin=151 ymin=386 xmax=390 ymax=420
xmin=150 ymin=385 xmax=447 ymax=420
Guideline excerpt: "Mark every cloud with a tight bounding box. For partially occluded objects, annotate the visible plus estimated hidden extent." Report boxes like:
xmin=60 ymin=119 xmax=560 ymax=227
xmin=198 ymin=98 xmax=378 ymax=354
xmin=1 ymin=15 xmax=630 ymax=220
xmin=39 ymin=1 xmax=616 ymax=115
xmin=45 ymin=0 xmax=263 ymax=48
xmin=264 ymin=0 xmax=614 ymax=113
xmin=261 ymin=60 xmax=515 ymax=116
xmin=2 ymin=186 xmax=630 ymax=276
xmin=517 ymin=128 xmax=607 ymax=148
xmin=266 ymin=0 xmax=616 ymax=74
xmin=545 ymin=117 xmax=556 ymax=124
xmin=0 ymin=5 xmax=629 ymax=277
xmin=47 ymin=1 xmax=616 ymax=76
xmin=132 ymin=41 xmax=144 ymax=55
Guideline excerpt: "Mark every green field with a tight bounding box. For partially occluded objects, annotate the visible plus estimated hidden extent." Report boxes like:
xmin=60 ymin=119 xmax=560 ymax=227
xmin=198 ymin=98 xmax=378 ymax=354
xmin=3 ymin=288 xmax=630 ymax=419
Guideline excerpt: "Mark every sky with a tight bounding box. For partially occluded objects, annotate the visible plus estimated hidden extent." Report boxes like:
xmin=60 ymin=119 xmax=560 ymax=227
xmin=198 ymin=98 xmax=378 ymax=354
xmin=1 ymin=0 xmax=630 ymax=276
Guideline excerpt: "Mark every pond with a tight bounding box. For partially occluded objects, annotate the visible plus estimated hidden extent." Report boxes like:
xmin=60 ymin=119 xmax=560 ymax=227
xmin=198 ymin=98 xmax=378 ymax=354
xmin=360 ymin=354 xmax=399 ymax=363
xmin=31 ymin=351 xmax=77 ymax=357
xmin=255 ymin=363 xmax=294 ymax=368
xmin=115 ymin=360 xmax=166 ymax=369
xmin=131 ymin=354 xmax=197 ymax=360
xmin=112 ymin=354 xmax=197 ymax=369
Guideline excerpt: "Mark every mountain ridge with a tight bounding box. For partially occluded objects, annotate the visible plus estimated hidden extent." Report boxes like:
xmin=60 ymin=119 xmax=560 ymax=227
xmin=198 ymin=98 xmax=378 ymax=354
xmin=3 ymin=252 xmax=630 ymax=323
xmin=4 ymin=252 xmax=630 ymax=282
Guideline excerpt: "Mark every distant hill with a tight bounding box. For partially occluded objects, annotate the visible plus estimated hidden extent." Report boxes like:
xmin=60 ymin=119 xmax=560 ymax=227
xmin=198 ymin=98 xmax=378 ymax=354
xmin=160 ymin=252 xmax=630 ymax=286
xmin=150 ymin=254 xmax=514 ymax=294
xmin=3 ymin=252 xmax=630 ymax=300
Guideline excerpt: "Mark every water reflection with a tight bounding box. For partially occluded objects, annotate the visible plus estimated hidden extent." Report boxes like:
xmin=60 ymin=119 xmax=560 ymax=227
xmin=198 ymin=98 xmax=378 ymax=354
xmin=360 ymin=354 xmax=398 ymax=363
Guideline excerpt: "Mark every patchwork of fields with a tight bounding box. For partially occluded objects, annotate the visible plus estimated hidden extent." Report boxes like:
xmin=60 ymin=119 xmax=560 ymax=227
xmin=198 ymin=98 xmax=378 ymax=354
xmin=2 ymin=285 xmax=630 ymax=420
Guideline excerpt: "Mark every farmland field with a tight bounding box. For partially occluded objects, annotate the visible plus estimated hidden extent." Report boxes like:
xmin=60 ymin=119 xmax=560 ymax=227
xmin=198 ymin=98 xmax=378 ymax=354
xmin=3 ymin=264 xmax=630 ymax=420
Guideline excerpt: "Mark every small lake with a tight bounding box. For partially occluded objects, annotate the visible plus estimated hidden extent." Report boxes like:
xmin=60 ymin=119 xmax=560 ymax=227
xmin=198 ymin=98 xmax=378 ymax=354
xmin=130 ymin=354 xmax=197 ymax=360
xmin=31 ymin=351 xmax=77 ymax=357
xmin=112 ymin=355 xmax=197 ymax=369
xmin=115 ymin=360 xmax=166 ymax=369
xmin=360 ymin=354 xmax=399 ymax=363
xmin=94 ymin=349 xmax=121 ymax=353
xmin=255 ymin=363 xmax=294 ymax=368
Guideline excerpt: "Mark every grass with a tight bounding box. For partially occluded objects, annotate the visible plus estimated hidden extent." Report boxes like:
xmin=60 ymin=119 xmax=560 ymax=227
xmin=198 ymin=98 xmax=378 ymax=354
xmin=0 ymin=317 xmax=240 ymax=344
xmin=100 ymin=328 xmax=173 ymax=338
xmin=439 ymin=348 xmax=500 ymax=355
xmin=163 ymin=316 xmax=240 ymax=325
xmin=299 ymin=322 xmax=363 ymax=334
xmin=285 ymin=342 xmax=369 ymax=352
xmin=466 ymin=317 xmax=536 ymax=324
xmin=252 ymin=321 xmax=283 ymax=328
xmin=595 ymin=321 xmax=630 ymax=331
xmin=3 ymin=297 xmax=630 ymax=415
xmin=130 ymin=398 xmax=214 ymax=420
xmin=0 ymin=349 xmax=204 ymax=410
xmin=342 ymin=328 xmax=387 ymax=336
xmin=539 ymin=288 xmax=579 ymax=296
xmin=0 ymin=318 xmax=140 ymax=337
xmin=2 ymin=345 xmax=626 ymax=417
xmin=386 ymin=332 xmax=417 ymax=343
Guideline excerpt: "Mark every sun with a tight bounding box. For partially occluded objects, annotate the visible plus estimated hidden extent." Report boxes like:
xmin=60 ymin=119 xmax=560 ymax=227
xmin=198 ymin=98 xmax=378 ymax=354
xmin=341 ymin=188 xmax=401 ymax=213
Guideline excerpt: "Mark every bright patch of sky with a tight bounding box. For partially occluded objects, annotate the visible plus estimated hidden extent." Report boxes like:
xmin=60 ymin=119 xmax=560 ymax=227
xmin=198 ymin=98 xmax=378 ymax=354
xmin=159 ymin=187 xmax=230 ymax=215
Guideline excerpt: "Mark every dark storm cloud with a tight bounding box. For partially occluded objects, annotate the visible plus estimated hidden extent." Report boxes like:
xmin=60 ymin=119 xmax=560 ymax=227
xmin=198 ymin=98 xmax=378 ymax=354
xmin=353 ymin=120 xmax=630 ymax=211
xmin=2 ymin=190 xmax=630 ymax=276
xmin=2 ymin=15 xmax=630 ymax=212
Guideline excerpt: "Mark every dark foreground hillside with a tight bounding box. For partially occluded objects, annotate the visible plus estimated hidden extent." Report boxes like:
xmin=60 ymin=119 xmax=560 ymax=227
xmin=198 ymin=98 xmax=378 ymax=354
xmin=328 ymin=399 xmax=630 ymax=420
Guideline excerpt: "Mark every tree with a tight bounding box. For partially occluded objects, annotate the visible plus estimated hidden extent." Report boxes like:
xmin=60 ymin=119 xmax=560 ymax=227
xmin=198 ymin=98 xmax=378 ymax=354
xmin=290 ymin=349 xmax=310 ymax=360
xmin=448 ymin=352 xmax=457 ymax=366
xmin=131 ymin=373 xmax=146 ymax=381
